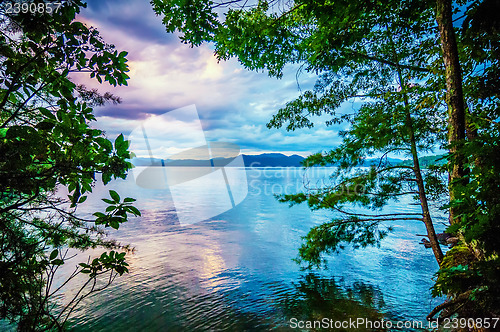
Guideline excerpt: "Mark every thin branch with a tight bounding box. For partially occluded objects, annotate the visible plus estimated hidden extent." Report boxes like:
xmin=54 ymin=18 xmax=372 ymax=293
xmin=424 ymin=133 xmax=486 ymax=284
xmin=346 ymin=50 xmax=431 ymax=73
xmin=321 ymin=199 xmax=424 ymax=220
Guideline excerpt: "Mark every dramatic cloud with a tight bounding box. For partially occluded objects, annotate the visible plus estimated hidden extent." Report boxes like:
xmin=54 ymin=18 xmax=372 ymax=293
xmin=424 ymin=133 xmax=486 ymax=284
xmin=74 ymin=0 xmax=347 ymax=156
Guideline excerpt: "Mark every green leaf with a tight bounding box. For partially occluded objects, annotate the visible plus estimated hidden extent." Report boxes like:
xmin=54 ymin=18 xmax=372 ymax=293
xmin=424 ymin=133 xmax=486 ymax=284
xmin=109 ymin=220 xmax=119 ymax=229
xmin=115 ymin=133 xmax=128 ymax=152
xmin=127 ymin=206 xmax=141 ymax=216
xmin=51 ymin=259 xmax=64 ymax=266
xmin=50 ymin=249 xmax=58 ymax=260
xmin=39 ymin=107 xmax=56 ymax=120
xmin=109 ymin=190 xmax=120 ymax=203
xmin=36 ymin=121 xmax=55 ymax=131
xmin=96 ymin=137 xmax=113 ymax=152
xmin=93 ymin=212 xmax=106 ymax=218
xmin=102 ymin=172 xmax=112 ymax=185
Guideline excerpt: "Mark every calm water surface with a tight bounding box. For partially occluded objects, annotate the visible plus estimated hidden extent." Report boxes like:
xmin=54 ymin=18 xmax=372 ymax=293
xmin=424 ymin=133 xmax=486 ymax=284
xmin=57 ymin=168 xmax=445 ymax=331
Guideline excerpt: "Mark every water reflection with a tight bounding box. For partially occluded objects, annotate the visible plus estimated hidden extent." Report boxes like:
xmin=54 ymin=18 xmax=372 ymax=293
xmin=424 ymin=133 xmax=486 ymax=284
xmin=60 ymin=168 xmax=442 ymax=331
xmin=278 ymin=274 xmax=386 ymax=331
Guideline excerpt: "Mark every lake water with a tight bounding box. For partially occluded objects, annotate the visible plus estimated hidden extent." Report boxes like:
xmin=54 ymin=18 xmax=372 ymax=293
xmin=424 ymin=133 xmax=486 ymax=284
xmin=57 ymin=167 xmax=445 ymax=331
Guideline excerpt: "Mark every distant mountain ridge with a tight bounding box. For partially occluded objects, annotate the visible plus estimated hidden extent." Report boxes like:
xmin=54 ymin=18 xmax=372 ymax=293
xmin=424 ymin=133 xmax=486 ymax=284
xmin=131 ymin=153 xmax=445 ymax=168
xmin=131 ymin=153 xmax=306 ymax=167
xmin=131 ymin=153 xmax=409 ymax=168
xmin=242 ymin=153 xmax=305 ymax=167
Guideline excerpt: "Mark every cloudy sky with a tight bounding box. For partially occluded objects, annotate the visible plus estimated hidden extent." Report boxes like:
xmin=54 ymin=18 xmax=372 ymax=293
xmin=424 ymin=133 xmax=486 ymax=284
xmin=74 ymin=0 xmax=350 ymax=157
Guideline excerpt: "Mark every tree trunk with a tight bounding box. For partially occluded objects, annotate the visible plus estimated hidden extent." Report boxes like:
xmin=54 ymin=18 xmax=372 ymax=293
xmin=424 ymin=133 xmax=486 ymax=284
xmin=408 ymin=113 xmax=444 ymax=265
xmin=435 ymin=0 xmax=467 ymax=225
xmin=387 ymin=24 xmax=444 ymax=265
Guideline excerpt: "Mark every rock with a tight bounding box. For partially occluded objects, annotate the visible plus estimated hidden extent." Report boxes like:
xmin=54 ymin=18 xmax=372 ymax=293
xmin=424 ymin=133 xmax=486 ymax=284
xmin=446 ymin=237 xmax=459 ymax=246
xmin=420 ymin=238 xmax=432 ymax=248
xmin=436 ymin=232 xmax=452 ymax=244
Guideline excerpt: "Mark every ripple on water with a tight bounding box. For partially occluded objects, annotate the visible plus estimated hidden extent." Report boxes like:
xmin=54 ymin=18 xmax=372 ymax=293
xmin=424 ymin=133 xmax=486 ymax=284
xmin=62 ymin=169 xmax=444 ymax=331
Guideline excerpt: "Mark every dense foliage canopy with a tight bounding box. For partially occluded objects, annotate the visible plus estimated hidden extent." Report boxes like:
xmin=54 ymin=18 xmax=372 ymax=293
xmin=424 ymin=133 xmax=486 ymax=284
xmin=152 ymin=0 xmax=500 ymax=320
xmin=0 ymin=1 xmax=139 ymax=329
